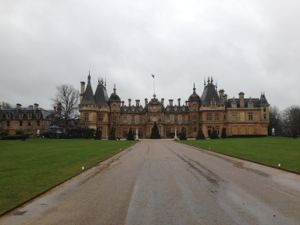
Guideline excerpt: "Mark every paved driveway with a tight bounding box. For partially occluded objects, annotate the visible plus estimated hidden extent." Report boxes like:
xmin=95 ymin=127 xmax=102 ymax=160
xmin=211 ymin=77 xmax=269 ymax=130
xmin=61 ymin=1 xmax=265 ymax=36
xmin=1 ymin=139 xmax=300 ymax=225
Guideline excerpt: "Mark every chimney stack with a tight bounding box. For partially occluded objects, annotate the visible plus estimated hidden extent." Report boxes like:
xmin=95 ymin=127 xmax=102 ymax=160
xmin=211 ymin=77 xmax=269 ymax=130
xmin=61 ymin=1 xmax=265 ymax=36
xmin=224 ymin=94 xmax=228 ymax=102
xmin=135 ymin=99 xmax=140 ymax=107
xmin=239 ymin=92 xmax=245 ymax=108
xmin=128 ymin=98 xmax=131 ymax=107
xmin=178 ymin=98 xmax=181 ymax=106
xmin=161 ymin=98 xmax=164 ymax=107
xmin=145 ymin=98 xmax=148 ymax=105
xmin=33 ymin=103 xmax=39 ymax=111
xmin=169 ymin=99 xmax=173 ymax=106
xmin=121 ymin=101 xmax=124 ymax=107
xmin=80 ymin=81 xmax=85 ymax=103
xmin=16 ymin=103 xmax=21 ymax=110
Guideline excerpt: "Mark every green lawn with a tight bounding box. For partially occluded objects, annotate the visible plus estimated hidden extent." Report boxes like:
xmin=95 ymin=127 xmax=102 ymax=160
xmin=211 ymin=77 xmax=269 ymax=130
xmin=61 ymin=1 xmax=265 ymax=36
xmin=181 ymin=137 xmax=300 ymax=173
xmin=0 ymin=139 xmax=135 ymax=214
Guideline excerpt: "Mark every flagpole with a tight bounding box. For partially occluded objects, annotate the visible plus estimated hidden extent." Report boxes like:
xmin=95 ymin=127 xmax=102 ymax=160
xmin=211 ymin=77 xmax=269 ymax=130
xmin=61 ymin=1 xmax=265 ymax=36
xmin=152 ymin=74 xmax=156 ymax=97
xmin=153 ymin=76 xmax=155 ymax=96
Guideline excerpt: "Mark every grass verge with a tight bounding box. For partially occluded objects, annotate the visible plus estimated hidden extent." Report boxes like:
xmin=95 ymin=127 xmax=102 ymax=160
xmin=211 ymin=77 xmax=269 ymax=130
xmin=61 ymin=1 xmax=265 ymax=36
xmin=0 ymin=139 xmax=135 ymax=214
xmin=181 ymin=137 xmax=300 ymax=173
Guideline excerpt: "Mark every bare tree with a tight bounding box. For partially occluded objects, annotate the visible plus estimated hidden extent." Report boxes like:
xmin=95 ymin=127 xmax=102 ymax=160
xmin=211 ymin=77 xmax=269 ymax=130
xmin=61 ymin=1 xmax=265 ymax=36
xmin=0 ymin=102 xmax=12 ymax=109
xmin=282 ymin=106 xmax=300 ymax=138
xmin=268 ymin=106 xmax=282 ymax=136
xmin=53 ymin=84 xmax=79 ymax=121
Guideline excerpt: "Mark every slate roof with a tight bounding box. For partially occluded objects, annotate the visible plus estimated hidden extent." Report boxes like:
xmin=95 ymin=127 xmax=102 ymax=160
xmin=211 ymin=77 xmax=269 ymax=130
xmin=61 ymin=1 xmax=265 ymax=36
xmin=0 ymin=107 xmax=54 ymax=120
xmin=188 ymin=84 xmax=201 ymax=102
xmin=226 ymin=98 xmax=262 ymax=108
xmin=94 ymin=81 xmax=109 ymax=105
xmin=201 ymin=82 xmax=220 ymax=105
xmin=81 ymin=75 xmax=95 ymax=104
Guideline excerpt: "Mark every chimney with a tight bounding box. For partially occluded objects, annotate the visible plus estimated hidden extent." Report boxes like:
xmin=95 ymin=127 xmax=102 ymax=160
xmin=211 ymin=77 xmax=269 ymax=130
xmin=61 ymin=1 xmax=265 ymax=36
xmin=29 ymin=105 xmax=33 ymax=110
xmin=121 ymin=101 xmax=124 ymax=107
xmin=128 ymin=98 xmax=131 ymax=107
xmin=169 ymin=99 xmax=173 ymax=106
xmin=80 ymin=81 xmax=85 ymax=103
xmin=135 ymin=99 xmax=140 ymax=107
xmin=219 ymin=89 xmax=224 ymax=99
xmin=239 ymin=92 xmax=245 ymax=108
xmin=224 ymin=94 xmax=228 ymax=102
xmin=185 ymin=101 xmax=188 ymax=106
xmin=178 ymin=98 xmax=181 ymax=106
xmin=80 ymin=81 xmax=85 ymax=94
xmin=16 ymin=103 xmax=22 ymax=109
xmin=145 ymin=98 xmax=148 ymax=105
xmin=161 ymin=98 xmax=164 ymax=107
xmin=53 ymin=106 xmax=57 ymax=112
xmin=33 ymin=103 xmax=39 ymax=111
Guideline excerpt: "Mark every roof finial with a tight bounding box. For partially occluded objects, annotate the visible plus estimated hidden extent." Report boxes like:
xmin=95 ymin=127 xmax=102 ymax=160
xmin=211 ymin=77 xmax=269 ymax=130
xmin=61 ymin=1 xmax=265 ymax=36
xmin=113 ymin=83 xmax=116 ymax=94
xmin=88 ymin=70 xmax=91 ymax=82
xmin=211 ymin=76 xmax=213 ymax=84
xmin=208 ymin=76 xmax=210 ymax=84
xmin=105 ymin=76 xmax=107 ymax=87
xmin=215 ymin=81 xmax=218 ymax=90
xmin=204 ymin=77 xmax=206 ymax=86
xmin=193 ymin=82 xmax=196 ymax=93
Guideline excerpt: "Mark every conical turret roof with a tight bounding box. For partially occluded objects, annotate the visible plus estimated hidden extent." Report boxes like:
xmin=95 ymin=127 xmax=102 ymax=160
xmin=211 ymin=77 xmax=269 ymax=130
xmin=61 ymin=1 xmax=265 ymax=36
xmin=94 ymin=79 xmax=109 ymax=105
xmin=81 ymin=74 xmax=95 ymax=104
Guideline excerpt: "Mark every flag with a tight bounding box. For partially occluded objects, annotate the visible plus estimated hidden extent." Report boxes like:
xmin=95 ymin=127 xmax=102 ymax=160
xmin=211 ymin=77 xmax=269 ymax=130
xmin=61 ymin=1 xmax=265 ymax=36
xmin=151 ymin=74 xmax=155 ymax=78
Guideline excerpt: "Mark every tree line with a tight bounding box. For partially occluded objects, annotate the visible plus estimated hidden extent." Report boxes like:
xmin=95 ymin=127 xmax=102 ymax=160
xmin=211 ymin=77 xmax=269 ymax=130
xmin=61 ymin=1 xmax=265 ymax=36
xmin=269 ymin=105 xmax=300 ymax=138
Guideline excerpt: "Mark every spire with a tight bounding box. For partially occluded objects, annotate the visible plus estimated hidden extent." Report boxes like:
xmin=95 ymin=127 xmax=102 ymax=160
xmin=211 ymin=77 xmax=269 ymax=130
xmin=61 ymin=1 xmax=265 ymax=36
xmin=88 ymin=70 xmax=91 ymax=83
xmin=105 ymin=76 xmax=107 ymax=87
xmin=211 ymin=76 xmax=214 ymax=84
xmin=204 ymin=77 xmax=206 ymax=86
xmin=208 ymin=77 xmax=210 ymax=84
xmin=193 ymin=82 xmax=196 ymax=93
xmin=113 ymin=83 xmax=116 ymax=95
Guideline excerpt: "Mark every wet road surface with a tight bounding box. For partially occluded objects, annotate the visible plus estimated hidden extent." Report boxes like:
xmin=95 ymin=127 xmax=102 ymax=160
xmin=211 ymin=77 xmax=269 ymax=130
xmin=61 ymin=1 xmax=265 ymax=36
xmin=1 ymin=139 xmax=300 ymax=225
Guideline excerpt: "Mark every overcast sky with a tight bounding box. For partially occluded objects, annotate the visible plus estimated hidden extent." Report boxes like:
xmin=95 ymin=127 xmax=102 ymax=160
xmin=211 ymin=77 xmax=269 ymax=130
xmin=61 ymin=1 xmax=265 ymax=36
xmin=0 ymin=0 xmax=299 ymax=110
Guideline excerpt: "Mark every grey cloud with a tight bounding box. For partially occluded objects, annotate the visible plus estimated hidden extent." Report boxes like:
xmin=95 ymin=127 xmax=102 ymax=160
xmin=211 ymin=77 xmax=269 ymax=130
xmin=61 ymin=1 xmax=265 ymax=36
xmin=0 ymin=0 xmax=299 ymax=110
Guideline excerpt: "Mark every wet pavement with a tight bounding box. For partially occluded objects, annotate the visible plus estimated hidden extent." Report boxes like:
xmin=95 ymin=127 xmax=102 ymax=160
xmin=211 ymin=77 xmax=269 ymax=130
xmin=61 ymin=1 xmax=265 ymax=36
xmin=1 ymin=139 xmax=300 ymax=225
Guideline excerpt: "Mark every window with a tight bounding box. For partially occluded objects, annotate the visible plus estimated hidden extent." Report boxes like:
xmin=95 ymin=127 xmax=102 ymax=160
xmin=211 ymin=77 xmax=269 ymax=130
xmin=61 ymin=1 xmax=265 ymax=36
xmin=37 ymin=120 xmax=40 ymax=126
xmin=215 ymin=113 xmax=219 ymax=121
xmin=178 ymin=115 xmax=182 ymax=124
xmin=19 ymin=121 xmax=23 ymax=126
xmin=170 ymin=115 xmax=175 ymax=122
xmin=84 ymin=113 xmax=89 ymax=122
xmin=232 ymin=112 xmax=238 ymax=122
xmin=207 ymin=113 xmax=212 ymax=121
xmin=248 ymin=112 xmax=253 ymax=121
xmin=97 ymin=113 xmax=103 ymax=122
xmin=6 ymin=121 xmax=10 ymax=127
xmin=263 ymin=108 xmax=266 ymax=112
xmin=135 ymin=115 xmax=139 ymax=124
xmin=264 ymin=114 xmax=267 ymax=120
xmin=28 ymin=122 xmax=31 ymax=126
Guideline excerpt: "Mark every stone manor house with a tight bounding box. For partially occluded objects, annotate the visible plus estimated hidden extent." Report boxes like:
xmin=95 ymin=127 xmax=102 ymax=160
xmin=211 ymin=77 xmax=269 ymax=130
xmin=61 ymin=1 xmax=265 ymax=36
xmin=79 ymin=74 xmax=269 ymax=139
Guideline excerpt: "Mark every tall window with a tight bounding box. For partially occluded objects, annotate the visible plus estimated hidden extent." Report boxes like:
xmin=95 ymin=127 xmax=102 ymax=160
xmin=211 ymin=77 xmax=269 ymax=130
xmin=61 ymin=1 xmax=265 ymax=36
xmin=84 ymin=113 xmax=89 ymax=122
xmin=232 ymin=112 xmax=238 ymax=122
xmin=248 ymin=112 xmax=253 ymax=121
xmin=97 ymin=113 xmax=103 ymax=122
xmin=207 ymin=113 xmax=212 ymax=121
xmin=6 ymin=121 xmax=10 ymax=127
xmin=215 ymin=113 xmax=219 ymax=121
xmin=19 ymin=121 xmax=23 ymax=126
